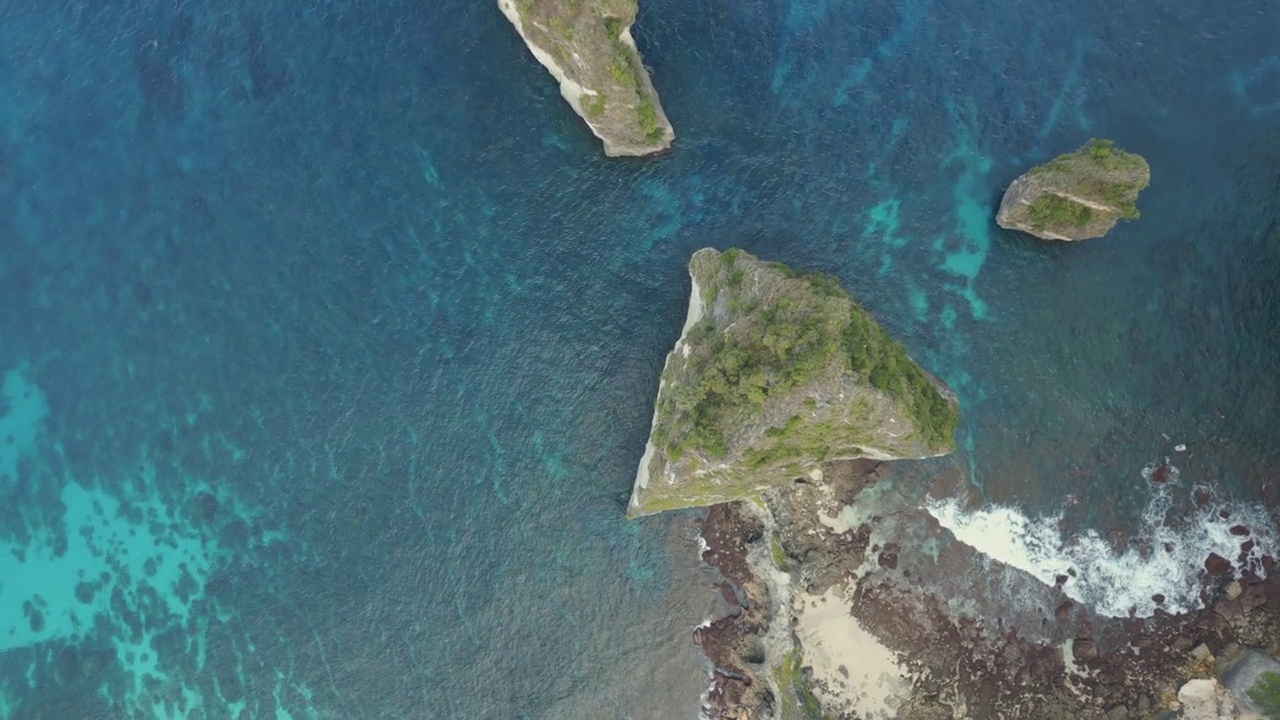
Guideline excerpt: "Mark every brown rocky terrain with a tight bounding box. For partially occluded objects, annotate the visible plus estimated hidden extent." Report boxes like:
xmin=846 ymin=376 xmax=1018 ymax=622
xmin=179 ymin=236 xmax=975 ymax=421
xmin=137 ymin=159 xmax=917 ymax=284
xmin=695 ymin=459 xmax=1280 ymax=720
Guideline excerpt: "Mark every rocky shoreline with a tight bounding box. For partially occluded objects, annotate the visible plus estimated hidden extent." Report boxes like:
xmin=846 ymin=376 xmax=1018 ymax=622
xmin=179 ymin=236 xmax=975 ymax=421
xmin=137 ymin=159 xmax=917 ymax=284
xmin=693 ymin=459 xmax=1280 ymax=720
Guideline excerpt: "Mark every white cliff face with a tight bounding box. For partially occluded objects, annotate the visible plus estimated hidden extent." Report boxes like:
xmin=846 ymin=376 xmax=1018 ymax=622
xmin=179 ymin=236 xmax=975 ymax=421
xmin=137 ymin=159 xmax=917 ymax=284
xmin=1177 ymin=679 xmax=1240 ymax=720
xmin=630 ymin=275 xmax=705 ymax=511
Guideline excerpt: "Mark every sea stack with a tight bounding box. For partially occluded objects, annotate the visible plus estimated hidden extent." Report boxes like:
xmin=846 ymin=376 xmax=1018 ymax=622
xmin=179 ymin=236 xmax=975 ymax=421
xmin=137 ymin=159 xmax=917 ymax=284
xmin=497 ymin=0 xmax=674 ymax=157
xmin=627 ymin=248 xmax=958 ymax=517
xmin=996 ymin=139 xmax=1150 ymax=241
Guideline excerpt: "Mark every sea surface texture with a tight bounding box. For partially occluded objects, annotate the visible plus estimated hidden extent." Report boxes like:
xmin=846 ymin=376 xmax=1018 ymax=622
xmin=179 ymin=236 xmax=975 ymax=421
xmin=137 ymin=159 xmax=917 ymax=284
xmin=2 ymin=0 xmax=1279 ymax=717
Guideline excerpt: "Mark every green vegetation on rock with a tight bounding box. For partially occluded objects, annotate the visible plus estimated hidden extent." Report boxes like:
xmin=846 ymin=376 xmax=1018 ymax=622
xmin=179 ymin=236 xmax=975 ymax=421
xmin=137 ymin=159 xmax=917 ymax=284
xmin=773 ymin=651 xmax=835 ymax=720
xmin=500 ymin=0 xmax=673 ymax=155
xmin=628 ymin=248 xmax=958 ymax=517
xmin=1249 ymin=672 xmax=1280 ymax=718
xmin=997 ymin=139 xmax=1150 ymax=241
xmin=1026 ymin=193 xmax=1093 ymax=229
xmin=770 ymin=536 xmax=790 ymax=570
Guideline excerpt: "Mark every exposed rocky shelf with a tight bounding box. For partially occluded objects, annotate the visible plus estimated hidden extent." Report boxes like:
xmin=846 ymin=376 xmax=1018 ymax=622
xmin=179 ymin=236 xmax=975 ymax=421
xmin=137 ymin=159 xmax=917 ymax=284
xmin=695 ymin=459 xmax=1280 ymax=720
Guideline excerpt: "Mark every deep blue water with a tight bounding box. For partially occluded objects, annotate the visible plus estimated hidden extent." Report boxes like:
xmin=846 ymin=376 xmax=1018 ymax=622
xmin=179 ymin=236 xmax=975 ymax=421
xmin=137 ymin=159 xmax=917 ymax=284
xmin=1 ymin=0 xmax=1278 ymax=716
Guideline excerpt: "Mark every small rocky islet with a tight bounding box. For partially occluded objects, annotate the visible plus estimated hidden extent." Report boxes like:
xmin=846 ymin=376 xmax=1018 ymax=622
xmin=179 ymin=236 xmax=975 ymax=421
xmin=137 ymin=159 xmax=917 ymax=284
xmin=997 ymin=139 xmax=1151 ymax=241
xmin=497 ymin=0 xmax=674 ymax=156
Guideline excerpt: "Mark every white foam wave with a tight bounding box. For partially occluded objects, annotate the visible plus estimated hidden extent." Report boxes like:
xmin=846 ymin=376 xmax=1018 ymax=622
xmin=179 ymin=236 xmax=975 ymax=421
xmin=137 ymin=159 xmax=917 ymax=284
xmin=926 ymin=484 xmax=1276 ymax=618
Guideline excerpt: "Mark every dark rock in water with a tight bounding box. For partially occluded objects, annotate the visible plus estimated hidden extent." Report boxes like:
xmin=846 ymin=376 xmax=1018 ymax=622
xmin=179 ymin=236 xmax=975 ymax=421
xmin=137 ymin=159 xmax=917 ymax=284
xmin=1152 ymin=594 xmax=1165 ymax=605
xmin=1241 ymin=580 xmax=1267 ymax=611
xmin=133 ymin=281 xmax=153 ymax=306
xmin=80 ymin=650 xmax=105 ymax=679
xmin=1214 ymin=597 xmax=1245 ymax=622
xmin=191 ymin=492 xmax=219 ymax=522
xmin=1219 ymin=508 xmax=1232 ymax=519
xmin=242 ymin=11 xmax=292 ymax=100
xmin=712 ymin=581 xmax=739 ymax=608
xmin=1229 ymin=524 xmax=1249 ymax=536
xmin=1266 ymin=582 xmax=1280 ymax=611
xmin=877 ymin=543 xmax=900 ymax=570
xmin=1149 ymin=462 xmax=1173 ymax=485
xmin=1056 ymin=601 xmax=1074 ymax=623
xmin=56 ymin=646 xmax=79 ymax=680
xmin=1055 ymin=574 xmax=1069 ymax=587
xmin=1074 ymin=639 xmax=1098 ymax=660
xmin=1204 ymin=553 xmax=1233 ymax=577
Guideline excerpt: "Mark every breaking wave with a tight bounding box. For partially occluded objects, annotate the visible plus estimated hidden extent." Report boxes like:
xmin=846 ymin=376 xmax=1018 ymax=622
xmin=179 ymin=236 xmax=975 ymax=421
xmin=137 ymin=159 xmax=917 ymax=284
xmin=926 ymin=477 xmax=1277 ymax=618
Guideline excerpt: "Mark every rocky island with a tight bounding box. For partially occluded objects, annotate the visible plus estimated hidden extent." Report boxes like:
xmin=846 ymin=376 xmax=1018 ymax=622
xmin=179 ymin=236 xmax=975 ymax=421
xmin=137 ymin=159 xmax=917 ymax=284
xmin=997 ymin=139 xmax=1151 ymax=241
xmin=497 ymin=0 xmax=674 ymax=156
xmin=629 ymin=248 xmax=958 ymax=517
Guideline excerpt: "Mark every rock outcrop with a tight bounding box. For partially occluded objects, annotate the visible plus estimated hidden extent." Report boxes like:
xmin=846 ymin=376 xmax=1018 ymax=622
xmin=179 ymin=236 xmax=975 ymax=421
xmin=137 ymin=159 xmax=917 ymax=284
xmin=628 ymin=248 xmax=957 ymax=517
xmin=1221 ymin=650 xmax=1280 ymax=717
xmin=996 ymin=139 xmax=1151 ymax=241
xmin=1175 ymin=679 xmax=1239 ymax=720
xmin=497 ymin=0 xmax=674 ymax=156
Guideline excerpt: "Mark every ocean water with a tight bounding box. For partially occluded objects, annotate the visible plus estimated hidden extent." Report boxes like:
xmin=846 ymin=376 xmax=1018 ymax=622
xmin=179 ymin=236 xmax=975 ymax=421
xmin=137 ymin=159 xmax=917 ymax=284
xmin=1 ymin=0 xmax=1278 ymax=716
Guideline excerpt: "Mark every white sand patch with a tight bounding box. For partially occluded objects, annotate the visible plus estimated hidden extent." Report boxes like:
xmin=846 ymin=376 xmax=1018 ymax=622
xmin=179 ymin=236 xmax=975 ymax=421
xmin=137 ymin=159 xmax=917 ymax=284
xmin=818 ymin=510 xmax=851 ymax=535
xmin=794 ymin=584 xmax=907 ymax=719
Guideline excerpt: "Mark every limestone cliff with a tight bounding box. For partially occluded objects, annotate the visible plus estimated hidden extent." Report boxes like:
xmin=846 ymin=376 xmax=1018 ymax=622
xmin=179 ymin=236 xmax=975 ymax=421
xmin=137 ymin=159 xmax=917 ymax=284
xmin=996 ymin=139 xmax=1151 ymax=241
xmin=628 ymin=248 xmax=958 ymax=517
xmin=497 ymin=0 xmax=674 ymax=156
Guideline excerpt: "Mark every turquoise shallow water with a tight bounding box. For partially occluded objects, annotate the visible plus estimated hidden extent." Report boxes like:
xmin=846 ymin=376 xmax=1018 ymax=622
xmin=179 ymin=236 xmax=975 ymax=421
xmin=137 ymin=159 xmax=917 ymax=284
xmin=1 ymin=0 xmax=1279 ymax=716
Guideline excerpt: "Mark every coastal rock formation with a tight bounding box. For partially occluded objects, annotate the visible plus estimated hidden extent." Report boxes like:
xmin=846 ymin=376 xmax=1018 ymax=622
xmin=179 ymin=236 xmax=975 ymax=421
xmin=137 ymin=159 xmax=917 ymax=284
xmin=696 ymin=457 xmax=1280 ymax=720
xmin=1175 ymin=679 xmax=1239 ymax=720
xmin=497 ymin=0 xmax=674 ymax=156
xmin=628 ymin=248 xmax=958 ymax=516
xmin=996 ymin=139 xmax=1151 ymax=241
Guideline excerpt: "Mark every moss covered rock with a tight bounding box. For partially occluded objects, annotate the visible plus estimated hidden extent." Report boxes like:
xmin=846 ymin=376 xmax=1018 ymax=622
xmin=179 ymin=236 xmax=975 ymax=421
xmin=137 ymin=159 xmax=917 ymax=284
xmin=996 ymin=139 xmax=1150 ymax=241
xmin=627 ymin=248 xmax=958 ymax=517
xmin=498 ymin=0 xmax=673 ymax=156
